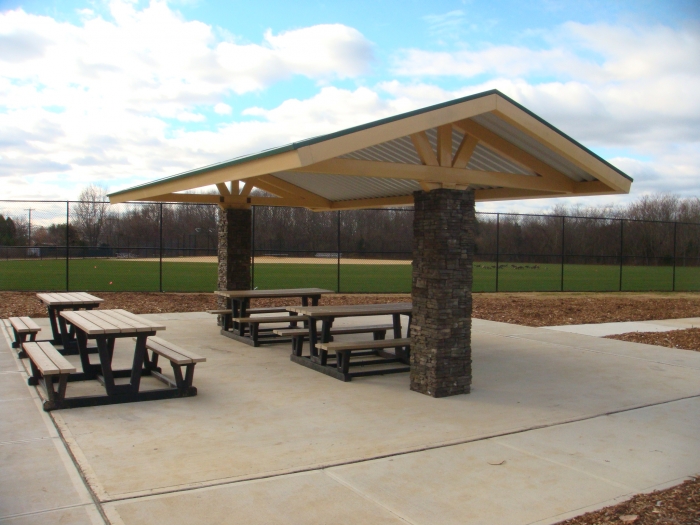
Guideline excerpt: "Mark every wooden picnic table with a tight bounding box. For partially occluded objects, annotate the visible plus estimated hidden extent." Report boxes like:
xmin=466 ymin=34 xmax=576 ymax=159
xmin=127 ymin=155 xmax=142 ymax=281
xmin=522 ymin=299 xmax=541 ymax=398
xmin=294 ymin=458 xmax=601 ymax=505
xmin=58 ymin=309 xmax=184 ymax=408
xmin=214 ymin=288 xmax=334 ymax=346
xmin=287 ymin=302 xmax=413 ymax=381
xmin=37 ymin=292 xmax=103 ymax=354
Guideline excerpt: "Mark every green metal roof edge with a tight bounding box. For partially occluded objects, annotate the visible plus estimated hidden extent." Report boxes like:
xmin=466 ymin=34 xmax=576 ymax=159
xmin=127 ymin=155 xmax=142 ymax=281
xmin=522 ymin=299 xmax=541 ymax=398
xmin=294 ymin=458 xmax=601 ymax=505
xmin=109 ymin=89 xmax=631 ymax=198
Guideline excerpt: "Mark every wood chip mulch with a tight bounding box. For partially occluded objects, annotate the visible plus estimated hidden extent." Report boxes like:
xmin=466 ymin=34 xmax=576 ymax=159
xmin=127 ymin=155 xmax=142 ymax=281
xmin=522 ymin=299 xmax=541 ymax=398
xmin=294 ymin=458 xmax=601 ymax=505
xmin=606 ymin=328 xmax=700 ymax=352
xmin=2 ymin=292 xmax=700 ymax=327
xmin=555 ymin=476 xmax=700 ymax=524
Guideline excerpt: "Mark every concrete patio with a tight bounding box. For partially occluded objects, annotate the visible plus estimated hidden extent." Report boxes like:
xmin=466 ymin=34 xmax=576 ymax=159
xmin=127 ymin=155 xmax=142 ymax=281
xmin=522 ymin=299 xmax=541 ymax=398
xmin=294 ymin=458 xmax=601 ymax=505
xmin=2 ymin=313 xmax=700 ymax=525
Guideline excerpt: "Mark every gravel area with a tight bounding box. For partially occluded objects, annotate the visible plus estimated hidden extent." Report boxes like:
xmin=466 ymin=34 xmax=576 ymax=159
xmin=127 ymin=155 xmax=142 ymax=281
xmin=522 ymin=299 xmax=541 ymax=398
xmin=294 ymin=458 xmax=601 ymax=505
xmin=555 ymin=476 xmax=699 ymax=525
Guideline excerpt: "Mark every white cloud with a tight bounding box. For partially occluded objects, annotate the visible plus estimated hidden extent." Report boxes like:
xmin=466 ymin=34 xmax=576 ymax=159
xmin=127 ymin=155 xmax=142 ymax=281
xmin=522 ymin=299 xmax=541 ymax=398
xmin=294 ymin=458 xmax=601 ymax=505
xmin=214 ymin=103 xmax=232 ymax=115
xmin=0 ymin=1 xmax=374 ymax=198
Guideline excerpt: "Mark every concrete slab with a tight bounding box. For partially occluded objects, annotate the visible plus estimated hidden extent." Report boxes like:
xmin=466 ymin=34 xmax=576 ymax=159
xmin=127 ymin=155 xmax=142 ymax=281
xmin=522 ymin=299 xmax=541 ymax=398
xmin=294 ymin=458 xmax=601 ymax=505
xmin=0 ymin=370 xmax=33 ymax=401
xmin=0 ymin=438 xmax=93 ymax=519
xmin=104 ymin=471 xmax=406 ymax=525
xmin=329 ymin=440 xmax=628 ymax=525
xmin=0 ymin=506 xmax=103 ymax=525
xmin=502 ymin=329 xmax=700 ymax=370
xmin=497 ymin=397 xmax=700 ymax=492
xmin=48 ymin=315 xmax=700 ymax=502
xmin=543 ymin=317 xmax=700 ymax=337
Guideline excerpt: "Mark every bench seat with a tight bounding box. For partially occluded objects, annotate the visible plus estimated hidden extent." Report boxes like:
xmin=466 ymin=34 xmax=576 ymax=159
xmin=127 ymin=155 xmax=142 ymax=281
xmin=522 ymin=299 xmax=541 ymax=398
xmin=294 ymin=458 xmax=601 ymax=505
xmin=143 ymin=336 xmax=206 ymax=396
xmin=209 ymin=307 xmax=293 ymax=331
xmin=317 ymin=338 xmax=411 ymax=378
xmin=23 ymin=341 xmax=76 ymax=411
xmin=208 ymin=307 xmax=289 ymax=315
xmin=10 ymin=316 xmax=42 ymax=356
xmin=225 ymin=315 xmax=308 ymax=347
xmin=274 ymin=324 xmax=393 ymax=356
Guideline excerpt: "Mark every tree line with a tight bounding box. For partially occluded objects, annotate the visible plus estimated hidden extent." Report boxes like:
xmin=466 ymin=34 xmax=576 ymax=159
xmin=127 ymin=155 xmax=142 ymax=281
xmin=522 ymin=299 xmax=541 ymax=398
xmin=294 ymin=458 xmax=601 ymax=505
xmin=1 ymin=189 xmax=699 ymax=266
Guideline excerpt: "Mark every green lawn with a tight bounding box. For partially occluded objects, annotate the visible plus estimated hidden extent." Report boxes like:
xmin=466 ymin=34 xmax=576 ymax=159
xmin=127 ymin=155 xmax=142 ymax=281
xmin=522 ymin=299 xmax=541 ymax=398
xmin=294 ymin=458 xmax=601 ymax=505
xmin=0 ymin=259 xmax=698 ymax=293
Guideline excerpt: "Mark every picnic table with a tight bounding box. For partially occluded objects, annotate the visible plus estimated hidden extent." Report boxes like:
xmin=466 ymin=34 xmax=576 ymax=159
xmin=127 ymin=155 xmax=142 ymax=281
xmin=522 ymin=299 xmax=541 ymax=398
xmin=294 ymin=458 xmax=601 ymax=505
xmin=56 ymin=309 xmax=198 ymax=408
xmin=287 ymin=303 xmax=413 ymax=381
xmin=36 ymin=292 xmax=103 ymax=354
xmin=214 ymin=288 xmax=333 ymax=346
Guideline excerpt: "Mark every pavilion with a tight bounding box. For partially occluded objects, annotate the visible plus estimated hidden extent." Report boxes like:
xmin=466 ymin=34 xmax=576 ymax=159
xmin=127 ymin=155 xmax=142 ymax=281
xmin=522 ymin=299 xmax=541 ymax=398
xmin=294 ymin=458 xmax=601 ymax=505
xmin=109 ymin=89 xmax=632 ymax=398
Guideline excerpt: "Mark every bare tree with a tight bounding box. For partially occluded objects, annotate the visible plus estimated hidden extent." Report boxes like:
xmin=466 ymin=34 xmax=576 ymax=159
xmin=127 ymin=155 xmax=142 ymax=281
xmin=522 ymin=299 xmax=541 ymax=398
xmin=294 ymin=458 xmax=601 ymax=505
xmin=73 ymin=185 xmax=109 ymax=246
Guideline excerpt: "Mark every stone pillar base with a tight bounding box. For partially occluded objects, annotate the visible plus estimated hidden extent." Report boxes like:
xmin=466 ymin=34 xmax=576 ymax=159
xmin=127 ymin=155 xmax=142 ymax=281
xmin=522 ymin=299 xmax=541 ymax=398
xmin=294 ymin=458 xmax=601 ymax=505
xmin=410 ymin=189 xmax=475 ymax=397
xmin=217 ymin=207 xmax=252 ymax=322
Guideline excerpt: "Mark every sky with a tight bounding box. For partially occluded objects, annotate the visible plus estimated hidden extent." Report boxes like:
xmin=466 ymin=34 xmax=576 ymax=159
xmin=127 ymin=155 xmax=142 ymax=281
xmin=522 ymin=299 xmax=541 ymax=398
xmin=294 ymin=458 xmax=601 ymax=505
xmin=0 ymin=0 xmax=699 ymax=213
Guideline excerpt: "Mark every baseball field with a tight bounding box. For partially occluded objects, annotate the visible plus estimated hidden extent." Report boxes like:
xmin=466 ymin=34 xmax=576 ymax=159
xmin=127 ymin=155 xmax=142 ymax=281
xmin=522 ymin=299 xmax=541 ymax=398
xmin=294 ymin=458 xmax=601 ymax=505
xmin=1 ymin=257 xmax=698 ymax=293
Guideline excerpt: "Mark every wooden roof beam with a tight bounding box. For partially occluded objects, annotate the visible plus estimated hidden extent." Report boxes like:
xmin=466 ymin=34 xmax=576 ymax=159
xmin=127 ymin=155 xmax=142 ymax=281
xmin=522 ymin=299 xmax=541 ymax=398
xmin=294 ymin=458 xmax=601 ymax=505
xmin=455 ymin=118 xmax=574 ymax=190
xmin=410 ymin=132 xmax=438 ymax=166
xmin=299 ymin=158 xmax=574 ymax=193
xmin=256 ymin=175 xmax=331 ymax=208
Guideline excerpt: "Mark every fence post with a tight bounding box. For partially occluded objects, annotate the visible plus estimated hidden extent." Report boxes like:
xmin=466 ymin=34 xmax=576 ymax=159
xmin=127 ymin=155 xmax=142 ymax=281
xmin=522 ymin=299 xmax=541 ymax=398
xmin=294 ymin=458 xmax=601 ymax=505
xmin=619 ymin=219 xmax=624 ymax=292
xmin=495 ymin=213 xmax=500 ymax=292
xmin=561 ymin=216 xmax=565 ymax=292
xmin=337 ymin=211 xmax=341 ymax=293
xmin=66 ymin=201 xmax=70 ymax=291
xmin=159 ymin=203 xmax=163 ymax=292
xmin=672 ymin=221 xmax=677 ymax=292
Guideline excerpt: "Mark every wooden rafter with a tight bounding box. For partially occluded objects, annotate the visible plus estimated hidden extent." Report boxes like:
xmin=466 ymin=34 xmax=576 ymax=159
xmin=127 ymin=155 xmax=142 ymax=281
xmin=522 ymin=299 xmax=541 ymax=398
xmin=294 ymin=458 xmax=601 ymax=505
xmin=436 ymin=125 xmax=452 ymax=167
xmin=216 ymin=183 xmax=230 ymax=196
xmin=329 ymin=195 xmax=414 ymax=210
xmin=255 ymin=175 xmax=331 ymax=208
xmin=239 ymin=181 xmax=254 ymax=197
xmin=410 ymin=132 xmax=438 ymax=166
xmin=298 ymin=158 xmax=574 ymax=193
xmin=455 ymin=119 xmax=574 ymax=189
xmin=452 ymin=134 xmax=479 ymax=169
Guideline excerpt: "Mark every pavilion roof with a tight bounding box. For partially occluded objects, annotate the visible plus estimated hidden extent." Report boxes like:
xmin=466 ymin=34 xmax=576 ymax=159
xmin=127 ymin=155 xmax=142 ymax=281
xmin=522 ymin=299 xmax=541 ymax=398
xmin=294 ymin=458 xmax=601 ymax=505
xmin=108 ymin=90 xmax=632 ymax=210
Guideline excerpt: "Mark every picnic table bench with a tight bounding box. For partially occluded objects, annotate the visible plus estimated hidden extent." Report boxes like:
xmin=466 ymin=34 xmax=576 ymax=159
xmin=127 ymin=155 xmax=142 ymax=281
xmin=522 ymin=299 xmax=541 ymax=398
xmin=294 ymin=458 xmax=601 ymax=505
xmin=214 ymin=288 xmax=333 ymax=346
xmin=142 ymin=336 xmax=206 ymax=396
xmin=23 ymin=341 xmax=76 ymax=411
xmin=287 ymin=303 xmax=413 ymax=381
xmin=317 ymin=338 xmax=412 ymax=379
xmin=9 ymin=317 xmax=42 ymax=358
xmin=274 ymin=324 xmax=393 ymax=357
xmin=207 ymin=307 xmax=289 ymax=330
xmin=36 ymin=292 xmax=103 ymax=354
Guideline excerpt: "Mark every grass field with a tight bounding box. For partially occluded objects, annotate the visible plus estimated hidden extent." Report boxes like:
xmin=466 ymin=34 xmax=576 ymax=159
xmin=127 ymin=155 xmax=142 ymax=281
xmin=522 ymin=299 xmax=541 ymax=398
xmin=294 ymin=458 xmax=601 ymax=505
xmin=1 ymin=259 xmax=699 ymax=293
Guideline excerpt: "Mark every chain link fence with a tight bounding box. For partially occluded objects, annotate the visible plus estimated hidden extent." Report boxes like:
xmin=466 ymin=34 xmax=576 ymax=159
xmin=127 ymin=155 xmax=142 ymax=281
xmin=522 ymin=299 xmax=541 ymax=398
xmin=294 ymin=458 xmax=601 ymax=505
xmin=1 ymin=200 xmax=698 ymax=293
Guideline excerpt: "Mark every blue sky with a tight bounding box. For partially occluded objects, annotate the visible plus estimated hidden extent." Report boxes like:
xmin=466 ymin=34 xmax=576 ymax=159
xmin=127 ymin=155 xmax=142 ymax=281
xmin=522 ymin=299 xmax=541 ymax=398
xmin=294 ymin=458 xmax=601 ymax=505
xmin=1 ymin=0 xmax=699 ymax=212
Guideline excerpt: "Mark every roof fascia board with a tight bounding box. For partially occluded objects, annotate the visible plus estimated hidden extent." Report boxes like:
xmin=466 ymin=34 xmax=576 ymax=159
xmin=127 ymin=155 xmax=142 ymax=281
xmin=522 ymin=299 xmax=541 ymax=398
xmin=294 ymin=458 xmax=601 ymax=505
xmin=296 ymin=94 xmax=498 ymax=166
xmin=494 ymin=97 xmax=632 ymax=192
xmin=109 ymin=150 xmax=302 ymax=203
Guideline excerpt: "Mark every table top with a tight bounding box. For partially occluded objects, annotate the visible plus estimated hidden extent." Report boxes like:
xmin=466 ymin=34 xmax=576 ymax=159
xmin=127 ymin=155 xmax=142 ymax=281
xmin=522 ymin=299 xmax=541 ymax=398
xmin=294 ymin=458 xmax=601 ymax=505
xmin=288 ymin=302 xmax=413 ymax=318
xmin=37 ymin=292 xmax=104 ymax=306
xmin=215 ymin=288 xmax=334 ymax=299
xmin=60 ymin=309 xmax=166 ymax=335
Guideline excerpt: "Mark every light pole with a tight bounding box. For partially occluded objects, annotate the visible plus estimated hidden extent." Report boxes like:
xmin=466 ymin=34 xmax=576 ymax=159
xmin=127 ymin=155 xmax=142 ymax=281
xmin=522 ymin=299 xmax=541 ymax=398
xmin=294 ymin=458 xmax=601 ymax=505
xmin=25 ymin=208 xmax=34 ymax=246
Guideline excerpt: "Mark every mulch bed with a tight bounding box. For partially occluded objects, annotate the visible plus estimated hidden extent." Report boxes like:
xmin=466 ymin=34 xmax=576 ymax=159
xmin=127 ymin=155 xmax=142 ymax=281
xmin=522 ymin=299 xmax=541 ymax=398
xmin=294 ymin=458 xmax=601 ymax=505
xmin=555 ymin=476 xmax=700 ymax=524
xmin=606 ymin=328 xmax=700 ymax=352
xmin=2 ymin=292 xmax=700 ymax=327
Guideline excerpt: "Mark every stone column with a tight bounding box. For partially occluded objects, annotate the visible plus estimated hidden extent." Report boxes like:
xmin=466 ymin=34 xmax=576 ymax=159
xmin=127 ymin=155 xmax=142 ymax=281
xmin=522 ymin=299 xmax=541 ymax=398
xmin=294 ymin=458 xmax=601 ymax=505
xmin=410 ymin=188 xmax=475 ymax=397
xmin=217 ymin=207 xmax=252 ymax=314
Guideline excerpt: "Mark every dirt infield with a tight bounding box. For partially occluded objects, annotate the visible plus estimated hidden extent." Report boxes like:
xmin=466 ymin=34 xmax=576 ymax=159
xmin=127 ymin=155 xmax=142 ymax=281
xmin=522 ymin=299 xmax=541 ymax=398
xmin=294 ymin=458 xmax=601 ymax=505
xmin=3 ymin=291 xmax=700 ymax=325
xmin=119 ymin=256 xmax=412 ymax=265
